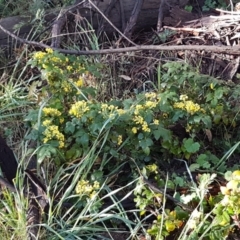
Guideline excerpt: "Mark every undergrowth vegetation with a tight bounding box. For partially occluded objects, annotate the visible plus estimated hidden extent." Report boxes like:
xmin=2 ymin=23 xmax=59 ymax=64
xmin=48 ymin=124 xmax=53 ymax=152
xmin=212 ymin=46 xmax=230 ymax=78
xmin=1 ymin=1 xmax=240 ymax=239
xmin=1 ymin=46 xmax=240 ymax=239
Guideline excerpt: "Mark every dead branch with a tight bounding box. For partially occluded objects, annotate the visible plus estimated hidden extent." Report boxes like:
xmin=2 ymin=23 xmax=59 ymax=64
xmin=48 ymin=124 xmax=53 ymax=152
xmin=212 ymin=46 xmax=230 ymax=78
xmin=1 ymin=22 xmax=240 ymax=56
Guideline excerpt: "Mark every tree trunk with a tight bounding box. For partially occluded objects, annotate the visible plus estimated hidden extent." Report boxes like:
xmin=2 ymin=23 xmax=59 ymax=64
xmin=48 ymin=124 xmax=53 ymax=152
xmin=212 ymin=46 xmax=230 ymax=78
xmin=0 ymin=0 xmax=191 ymax=51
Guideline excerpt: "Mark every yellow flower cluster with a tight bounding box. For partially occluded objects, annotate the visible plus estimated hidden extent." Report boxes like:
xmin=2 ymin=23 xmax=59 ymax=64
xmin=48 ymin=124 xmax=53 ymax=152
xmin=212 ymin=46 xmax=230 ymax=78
xmin=174 ymin=95 xmax=201 ymax=115
xmin=145 ymin=92 xmax=161 ymax=101
xmin=33 ymin=51 xmax=46 ymax=60
xmin=75 ymin=77 xmax=84 ymax=87
xmin=43 ymin=125 xmax=65 ymax=148
xmin=43 ymin=107 xmax=61 ymax=117
xmin=116 ymin=109 xmax=126 ymax=115
xmin=134 ymin=105 xmax=144 ymax=115
xmin=133 ymin=116 xmax=150 ymax=133
xmin=69 ymin=101 xmax=90 ymax=118
xmin=42 ymin=119 xmax=52 ymax=126
xmin=33 ymin=49 xmax=87 ymax=94
xmin=46 ymin=48 xmax=53 ymax=54
xmin=117 ymin=135 xmax=123 ymax=145
xmin=133 ymin=92 xmax=160 ymax=115
xmin=145 ymin=101 xmax=157 ymax=109
xmin=33 ymin=48 xmax=53 ymax=61
xmin=101 ymin=104 xmax=117 ymax=112
xmin=75 ymin=179 xmax=100 ymax=199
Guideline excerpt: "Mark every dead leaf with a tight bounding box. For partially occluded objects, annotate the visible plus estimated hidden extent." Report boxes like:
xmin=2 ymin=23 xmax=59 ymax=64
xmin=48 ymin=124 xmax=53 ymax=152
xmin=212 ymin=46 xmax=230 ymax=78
xmin=119 ymin=75 xmax=131 ymax=81
xmin=205 ymin=129 xmax=212 ymax=142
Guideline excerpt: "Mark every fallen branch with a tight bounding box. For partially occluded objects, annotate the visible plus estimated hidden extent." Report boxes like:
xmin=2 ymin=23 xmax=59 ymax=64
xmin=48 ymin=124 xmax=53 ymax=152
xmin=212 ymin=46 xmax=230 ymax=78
xmin=1 ymin=22 xmax=240 ymax=56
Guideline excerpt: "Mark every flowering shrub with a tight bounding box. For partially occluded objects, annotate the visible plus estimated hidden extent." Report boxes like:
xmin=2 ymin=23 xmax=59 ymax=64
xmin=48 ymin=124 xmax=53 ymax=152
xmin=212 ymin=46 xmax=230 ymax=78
xmin=24 ymin=50 xmax=240 ymax=239
xmin=26 ymin=52 xmax=240 ymax=169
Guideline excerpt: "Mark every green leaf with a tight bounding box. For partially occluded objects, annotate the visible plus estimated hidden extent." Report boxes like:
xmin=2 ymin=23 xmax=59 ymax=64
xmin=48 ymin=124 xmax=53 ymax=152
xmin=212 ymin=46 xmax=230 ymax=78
xmin=139 ymin=138 xmax=153 ymax=149
xmin=214 ymin=87 xmax=223 ymax=99
xmin=138 ymin=133 xmax=144 ymax=140
xmin=65 ymin=121 xmax=75 ymax=134
xmin=196 ymin=154 xmax=211 ymax=169
xmin=37 ymin=145 xmax=57 ymax=164
xmin=143 ymin=147 xmax=150 ymax=156
xmin=154 ymin=126 xmax=171 ymax=141
xmin=189 ymin=163 xmax=200 ymax=171
xmin=183 ymin=138 xmax=200 ymax=153
xmin=202 ymin=115 xmax=212 ymax=128
xmin=91 ymin=170 xmax=103 ymax=182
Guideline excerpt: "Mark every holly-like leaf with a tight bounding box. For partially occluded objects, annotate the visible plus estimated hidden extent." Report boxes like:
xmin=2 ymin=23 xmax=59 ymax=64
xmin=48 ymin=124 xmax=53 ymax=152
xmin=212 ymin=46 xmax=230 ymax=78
xmin=153 ymin=126 xmax=171 ymax=141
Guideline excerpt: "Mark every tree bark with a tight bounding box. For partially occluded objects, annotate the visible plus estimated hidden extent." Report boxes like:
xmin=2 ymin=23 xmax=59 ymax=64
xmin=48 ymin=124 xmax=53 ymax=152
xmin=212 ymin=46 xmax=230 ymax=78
xmin=0 ymin=0 xmax=177 ymax=50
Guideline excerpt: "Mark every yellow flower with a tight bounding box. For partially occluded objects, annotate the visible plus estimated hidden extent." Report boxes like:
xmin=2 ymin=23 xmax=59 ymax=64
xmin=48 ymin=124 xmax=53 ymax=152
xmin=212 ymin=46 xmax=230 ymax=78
xmin=142 ymin=122 xmax=150 ymax=132
xmin=174 ymin=99 xmax=201 ymax=115
xmin=117 ymin=135 xmax=123 ymax=145
xmin=46 ymin=48 xmax=53 ymax=54
xmin=76 ymin=180 xmax=92 ymax=195
xmin=132 ymin=127 xmax=138 ymax=134
xmin=43 ymin=107 xmax=61 ymax=117
xmin=67 ymin=66 xmax=73 ymax=71
xmin=145 ymin=101 xmax=157 ymax=109
xmin=117 ymin=109 xmax=125 ymax=115
xmin=33 ymin=51 xmax=46 ymax=60
xmin=69 ymin=101 xmax=89 ymax=118
xmin=42 ymin=63 xmax=48 ymax=69
xmin=101 ymin=103 xmax=108 ymax=112
xmin=133 ymin=116 xmax=144 ymax=125
xmin=52 ymin=56 xmax=60 ymax=63
xmin=75 ymin=180 xmax=100 ymax=197
xmin=145 ymin=92 xmax=157 ymax=99
xmin=75 ymin=77 xmax=84 ymax=87
xmin=153 ymin=119 xmax=159 ymax=125
xmin=134 ymin=104 xmax=144 ymax=115
xmin=185 ymin=101 xmax=200 ymax=115
xmin=210 ymin=83 xmax=214 ymax=90
xmin=43 ymin=125 xmax=64 ymax=148
xmin=186 ymin=124 xmax=192 ymax=132
xmin=42 ymin=119 xmax=52 ymax=126
xmin=173 ymin=102 xmax=185 ymax=109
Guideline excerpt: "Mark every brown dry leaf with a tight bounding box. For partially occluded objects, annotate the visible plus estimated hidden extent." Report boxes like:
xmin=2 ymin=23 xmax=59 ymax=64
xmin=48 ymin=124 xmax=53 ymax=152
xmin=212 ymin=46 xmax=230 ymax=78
xmin=205 ymin=129 xmax=212 ymax=142
xmin=119 ymin=75 xmax=131 ymax=81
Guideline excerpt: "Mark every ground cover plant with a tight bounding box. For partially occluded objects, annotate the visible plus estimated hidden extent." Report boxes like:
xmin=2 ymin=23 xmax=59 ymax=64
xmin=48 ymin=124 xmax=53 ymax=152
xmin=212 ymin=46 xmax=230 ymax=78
xmin=1 ymin=44 xmax=240 ymax=239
